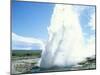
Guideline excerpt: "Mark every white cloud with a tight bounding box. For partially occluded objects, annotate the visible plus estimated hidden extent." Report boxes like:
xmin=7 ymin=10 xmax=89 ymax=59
xmin=12 ymin=32 xmax=45 ymax=50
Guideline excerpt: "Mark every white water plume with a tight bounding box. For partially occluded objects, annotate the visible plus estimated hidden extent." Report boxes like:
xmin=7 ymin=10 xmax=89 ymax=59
xmin=40 ymin=4 xmax=95 ymax=68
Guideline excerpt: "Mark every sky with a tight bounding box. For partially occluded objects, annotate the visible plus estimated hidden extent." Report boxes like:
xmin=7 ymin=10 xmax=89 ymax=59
xmin=12 ymin=0 xmax=95 ymax=50
xmin=12 ymin=0 xmax=54 ymax=40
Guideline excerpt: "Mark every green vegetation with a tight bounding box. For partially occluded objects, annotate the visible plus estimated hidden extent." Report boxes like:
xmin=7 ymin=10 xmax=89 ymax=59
xmin=12 ymin=50 xmax=42 ymax=60
xmin=12 ymin=50 xmax=42 ymax=57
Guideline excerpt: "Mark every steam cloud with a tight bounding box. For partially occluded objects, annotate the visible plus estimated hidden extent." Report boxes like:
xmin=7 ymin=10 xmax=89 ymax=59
xmin=12 ymin=32 xmax=45 ymax=50
xmin=40 ymin=4 xmax=95 ymax=68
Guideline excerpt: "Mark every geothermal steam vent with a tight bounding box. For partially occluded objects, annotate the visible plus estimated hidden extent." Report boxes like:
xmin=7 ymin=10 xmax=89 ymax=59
xmin=40 ymin=4 xmax=92 ymax=68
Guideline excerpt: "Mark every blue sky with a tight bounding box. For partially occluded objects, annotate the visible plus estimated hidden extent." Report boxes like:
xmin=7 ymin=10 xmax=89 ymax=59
xmin=12 ymin=1 xmax=54 ymax=40
xmin=12 ymin=0 xmax=95 ymax=50
xmin=79 ymin=6 xmax=95 ymax=39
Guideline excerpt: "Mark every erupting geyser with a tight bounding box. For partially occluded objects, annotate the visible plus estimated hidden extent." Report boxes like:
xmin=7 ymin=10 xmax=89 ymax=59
xmin=40 ymin=4 xmax=95 ymax=68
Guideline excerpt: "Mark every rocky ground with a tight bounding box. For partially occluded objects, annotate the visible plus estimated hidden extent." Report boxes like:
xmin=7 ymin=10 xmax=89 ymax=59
xmin=11 ymin=55 xmax=96 ymax=74
xmin=11 ymin=58 xmax=39 ymax=74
